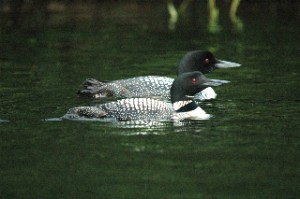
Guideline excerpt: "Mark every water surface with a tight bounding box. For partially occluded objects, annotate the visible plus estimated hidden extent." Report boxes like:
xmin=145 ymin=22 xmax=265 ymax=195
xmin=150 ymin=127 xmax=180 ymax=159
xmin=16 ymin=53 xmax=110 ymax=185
xmin=0 ymin=1 xmax=300 ymax=198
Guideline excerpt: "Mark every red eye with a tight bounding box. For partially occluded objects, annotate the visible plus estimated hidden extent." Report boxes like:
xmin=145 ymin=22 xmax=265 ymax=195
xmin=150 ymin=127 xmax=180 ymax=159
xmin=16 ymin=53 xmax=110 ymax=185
xmin=192 ymin=78 xmax=197 ymax=84
xmin=205 ymin=58 xmax=209 ymax=64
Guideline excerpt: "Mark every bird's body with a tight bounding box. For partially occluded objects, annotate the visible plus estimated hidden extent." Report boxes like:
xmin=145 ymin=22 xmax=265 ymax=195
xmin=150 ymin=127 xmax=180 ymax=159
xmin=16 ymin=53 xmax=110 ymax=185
xmin=78 ymin=50 xmax=240 ymax=100
xmin=64 ymin=72 xmax=225 ymax=123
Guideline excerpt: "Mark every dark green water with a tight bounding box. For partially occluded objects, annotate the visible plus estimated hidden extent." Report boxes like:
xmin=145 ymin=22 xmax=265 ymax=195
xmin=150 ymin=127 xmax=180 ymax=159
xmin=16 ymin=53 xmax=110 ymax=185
xmin=1 ymin=1 xmax=300 ymax=198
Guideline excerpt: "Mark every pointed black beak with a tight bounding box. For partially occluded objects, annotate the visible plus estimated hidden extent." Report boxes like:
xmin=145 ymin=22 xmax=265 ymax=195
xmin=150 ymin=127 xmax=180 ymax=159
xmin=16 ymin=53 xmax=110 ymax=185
xmin=202 ymin=79 xmax=230 ymax=87
xmin=215 ymin=59 xmax=241 ymax=69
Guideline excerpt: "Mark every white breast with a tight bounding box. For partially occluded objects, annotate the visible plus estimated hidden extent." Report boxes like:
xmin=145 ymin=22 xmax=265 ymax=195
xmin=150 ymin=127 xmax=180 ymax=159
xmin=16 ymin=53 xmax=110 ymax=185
xmin=194 ymin=87 xmax=217 ymax=100
xmin=172 ymin=107 xmax=211 ymax=120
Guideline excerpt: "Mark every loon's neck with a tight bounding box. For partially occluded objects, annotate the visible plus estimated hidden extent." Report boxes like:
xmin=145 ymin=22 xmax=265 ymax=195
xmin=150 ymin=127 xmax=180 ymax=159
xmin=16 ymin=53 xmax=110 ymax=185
xmin=172 ymin=100 xmax=210 ymax=120
xmin=173 ymin=100 xmax=198 ymax=112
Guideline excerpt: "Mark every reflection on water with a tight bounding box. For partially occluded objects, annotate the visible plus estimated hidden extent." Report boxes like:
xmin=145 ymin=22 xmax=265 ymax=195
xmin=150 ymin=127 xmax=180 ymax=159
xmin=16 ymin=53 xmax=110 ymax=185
xmin=229 ymin=0 xmax=243 ymax=32
xmin=207 ymin=0 xmax=222 ymax=33
xmin=208 ymin=0 xmax=243 ymax=33
xmin=167 ymin=0 xmax=243 ymax=33
xmin=2 ymin=0 xmax=243 ymax=33
xmin=167 ymin=0 xmax=191 ymax=30
xmin=46 ymin=115 xmax=208 ymax=132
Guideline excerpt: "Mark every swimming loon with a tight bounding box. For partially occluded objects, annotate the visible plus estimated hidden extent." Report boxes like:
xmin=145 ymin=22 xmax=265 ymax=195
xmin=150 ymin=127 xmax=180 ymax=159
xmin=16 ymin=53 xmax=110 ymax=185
xmin=64 ymin=71 xmax=225 ymax=122
xmin=78 ymin=50 xmax=240 ymax=100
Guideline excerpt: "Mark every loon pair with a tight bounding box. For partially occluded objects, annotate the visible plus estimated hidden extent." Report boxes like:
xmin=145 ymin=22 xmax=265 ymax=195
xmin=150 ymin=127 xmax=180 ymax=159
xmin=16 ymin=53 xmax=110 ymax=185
xmin=78 ymin=50 xmax=240 ymax=101
xmin=62 ymin=51 xmax=241 ymax=122
xmin=63 ymin=71 xmax=225 ymax=122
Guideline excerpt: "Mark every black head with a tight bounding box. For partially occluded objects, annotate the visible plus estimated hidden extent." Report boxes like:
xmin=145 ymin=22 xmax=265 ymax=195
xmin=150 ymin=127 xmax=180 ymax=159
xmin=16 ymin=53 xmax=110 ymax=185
xmin=178 ymin=50 xmax=241 ymax=75
xmin=171 ymin=71 xmax=223 ymax=103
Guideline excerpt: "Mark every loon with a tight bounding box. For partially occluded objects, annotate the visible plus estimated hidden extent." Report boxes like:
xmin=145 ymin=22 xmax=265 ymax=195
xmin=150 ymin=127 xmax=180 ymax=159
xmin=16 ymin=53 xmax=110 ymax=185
xmin=63 ymin=71 xmax=225 ymax=122
xmin=78 ymin=50 xmax=240 ymax=100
